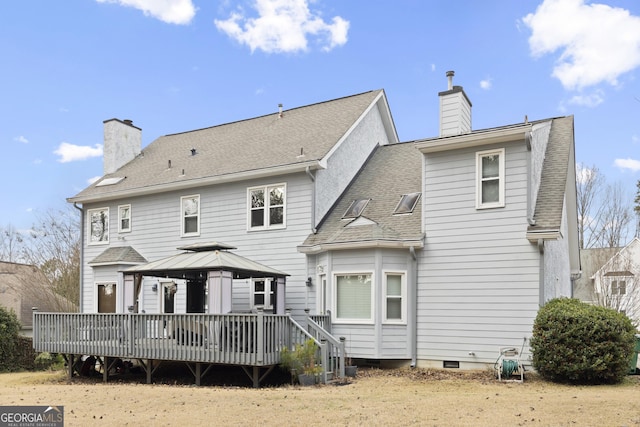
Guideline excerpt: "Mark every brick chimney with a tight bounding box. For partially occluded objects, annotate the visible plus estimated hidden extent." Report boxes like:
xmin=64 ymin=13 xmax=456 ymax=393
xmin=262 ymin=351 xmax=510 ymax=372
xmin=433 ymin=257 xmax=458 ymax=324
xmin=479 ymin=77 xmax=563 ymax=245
xmin=103 ymin=118 xmax=141 ymax=175
xmin=438 ymin=71 xmax=472 ymax=137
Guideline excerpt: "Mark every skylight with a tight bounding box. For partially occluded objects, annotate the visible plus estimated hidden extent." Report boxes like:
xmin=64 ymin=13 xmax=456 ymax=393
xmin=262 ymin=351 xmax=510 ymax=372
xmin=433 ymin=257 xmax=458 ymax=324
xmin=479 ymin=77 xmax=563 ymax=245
xmin=343 ymin=199 xmax=370 ymax=219
xmin=394 ymin=192 xmax=420 ymax=214
xmin=96 ymin=177 xmax=125 ymax=187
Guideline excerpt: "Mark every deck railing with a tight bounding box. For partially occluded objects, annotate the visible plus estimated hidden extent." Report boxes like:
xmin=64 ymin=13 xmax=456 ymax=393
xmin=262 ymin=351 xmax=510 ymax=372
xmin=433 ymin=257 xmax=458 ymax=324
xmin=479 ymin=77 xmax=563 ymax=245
xmin=33 ymin=311 xmax=292 ymax=366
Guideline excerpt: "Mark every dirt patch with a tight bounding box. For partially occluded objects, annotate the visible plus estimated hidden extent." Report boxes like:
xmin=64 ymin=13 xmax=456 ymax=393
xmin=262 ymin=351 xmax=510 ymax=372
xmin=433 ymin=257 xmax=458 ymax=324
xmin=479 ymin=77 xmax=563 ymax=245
xmin=1 ymin=368 xmax=639 ymax=426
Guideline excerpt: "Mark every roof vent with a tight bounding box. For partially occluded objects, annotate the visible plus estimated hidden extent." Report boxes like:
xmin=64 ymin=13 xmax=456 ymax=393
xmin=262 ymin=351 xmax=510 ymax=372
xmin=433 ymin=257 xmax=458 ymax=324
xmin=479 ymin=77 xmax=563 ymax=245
xmin=191 ymin=148 xmax=197 ymax=156
xmin=278 ymin=103 xmax=283 ymax=118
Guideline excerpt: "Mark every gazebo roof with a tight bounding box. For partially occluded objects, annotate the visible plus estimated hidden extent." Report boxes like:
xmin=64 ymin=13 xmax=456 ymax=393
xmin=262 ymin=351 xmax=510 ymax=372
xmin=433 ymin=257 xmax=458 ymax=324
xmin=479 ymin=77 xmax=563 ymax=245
xmin=124 ymin=243 xmax=288 ymax=279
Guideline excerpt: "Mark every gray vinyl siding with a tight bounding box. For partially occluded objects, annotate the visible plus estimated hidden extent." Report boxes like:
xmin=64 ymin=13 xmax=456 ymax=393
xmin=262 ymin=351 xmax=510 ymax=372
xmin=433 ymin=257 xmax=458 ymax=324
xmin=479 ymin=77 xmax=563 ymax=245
xmin=312 ymin=248 xmax=412 ymax=359
xmin=315 ymin=104 xmax=390 ymax=225
xmin=418 ymin=140 xmax=539 ymax=366
xmin=81 ymin=172 xmax=314 ymax=319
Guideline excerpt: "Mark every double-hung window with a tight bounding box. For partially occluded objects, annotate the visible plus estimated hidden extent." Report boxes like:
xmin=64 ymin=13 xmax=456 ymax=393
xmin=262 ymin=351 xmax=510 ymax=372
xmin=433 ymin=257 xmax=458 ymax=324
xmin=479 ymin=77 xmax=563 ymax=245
xmin=251 ymin=278 xmax=275 ymax=310
xmin=248 ymin=184 xmax=286 ymax=230
xmin=384 ymin=272 xmax=406 ymax=323
xmin=334 ymin=273 xmax=373 ymax=323
xmin=118 ymin=204 xmax=131 ymax=233
xmin=88 ymin=207 xmax=109 ymax=245
xmin=612 ymin=280 xmax=627 ymax=295
xmin=476 ymin=148 xmax=505 ymax=209
xmin=181 ymin=195 xmax=200 ymax=236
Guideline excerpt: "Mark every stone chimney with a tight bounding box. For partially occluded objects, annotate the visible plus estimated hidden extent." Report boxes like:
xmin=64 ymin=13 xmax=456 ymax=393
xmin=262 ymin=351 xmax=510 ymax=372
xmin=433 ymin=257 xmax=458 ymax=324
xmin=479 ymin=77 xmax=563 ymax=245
xmin=438 ymin=71 xmax=472 ymax=137
xmin=103 ymin=118 xmax=141 ymax=175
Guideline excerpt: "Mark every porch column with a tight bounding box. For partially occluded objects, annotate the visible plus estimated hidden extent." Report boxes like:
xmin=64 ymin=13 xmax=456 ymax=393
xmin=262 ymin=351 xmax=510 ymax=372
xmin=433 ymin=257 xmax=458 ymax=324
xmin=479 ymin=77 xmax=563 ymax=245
xmin=123 ymin=274 xmax=135 ymax=313
xmin=208 ymin=270 xmax=233 ymax=314
xmin=275 ymin=277 xmax=286 ymax=314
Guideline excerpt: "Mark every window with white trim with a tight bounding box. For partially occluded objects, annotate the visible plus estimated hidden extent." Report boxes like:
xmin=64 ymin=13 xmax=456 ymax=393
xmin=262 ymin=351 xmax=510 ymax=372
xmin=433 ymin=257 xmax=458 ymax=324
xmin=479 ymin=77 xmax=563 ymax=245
xmin=384 ymin=272 xmax=406 ymax=323
xmin=118 ymin=204 xmax=131 ymax=233
xmin=88 ymin=207 xmax=109 ymax=245
xmin=181 ymin=195 xmax=200 ymax=236
xmin=248 ymin=184 xmax=286 ymax=230
xmin=334 ymin=273 xmax=373 ymax=322
xmin=476 ymin=148 xmax=505 ymax=209
xmin=251 ymin=278 xmax=275 ymax=310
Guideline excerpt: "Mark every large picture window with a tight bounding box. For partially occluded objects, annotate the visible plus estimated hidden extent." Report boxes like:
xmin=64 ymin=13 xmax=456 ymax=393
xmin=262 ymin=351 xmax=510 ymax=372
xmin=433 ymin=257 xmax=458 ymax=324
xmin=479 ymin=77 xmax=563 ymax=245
xmin=88 ymin=207 xmax=109 ymax=245
xmin=335 ymin=273 xmax=373 ymax=322
xmin=181 ymin=195 xmax=200 ymax=236
xmin=248 ymin=184 xmax=286 ymax=230
xmin=384 ymin=272 xmax=406 ymax=323
xmin=476 ymin=148 xmax=505 ymax=209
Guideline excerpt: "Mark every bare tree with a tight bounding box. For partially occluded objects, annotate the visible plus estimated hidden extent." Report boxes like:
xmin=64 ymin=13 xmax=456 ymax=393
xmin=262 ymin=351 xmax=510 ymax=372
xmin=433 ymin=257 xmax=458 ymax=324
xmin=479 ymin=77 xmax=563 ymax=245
xmin=21 ymin=207 xmax=80 ymax=309
xmin=0 ymin=225 xmax=26 ymax=263
xmin=634 ymin=180 xmax=640 ymax=238
xmin=576 ymin=163 xmax=605 ymax=248
xmin=576 ymin=163 xmax=633 ymax=248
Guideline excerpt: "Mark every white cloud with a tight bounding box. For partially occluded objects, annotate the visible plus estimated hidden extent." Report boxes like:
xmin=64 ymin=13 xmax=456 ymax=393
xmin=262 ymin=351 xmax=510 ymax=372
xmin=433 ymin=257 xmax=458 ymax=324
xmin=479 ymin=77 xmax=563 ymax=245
xmin=14 ymin=136 xmax=28 ymax=144
xmin=96 ymin=0 xmax=196 ymax=25
xmin=480 ymin=78 xmax=492 ymax=90
xmin=54 ymin=142 xmax=103 ymax=163
xmin=215 ymin=0 xmax=349 ymax=53
xmin=567 ymin=90 xmax=604 ymax=107
xmin=523 ymin=0 xmax=640 ymax=90
xmin=614 ymin=158 xmax=640 ymax=172
xmin=88 ymin=176 xmax=102 ymax=185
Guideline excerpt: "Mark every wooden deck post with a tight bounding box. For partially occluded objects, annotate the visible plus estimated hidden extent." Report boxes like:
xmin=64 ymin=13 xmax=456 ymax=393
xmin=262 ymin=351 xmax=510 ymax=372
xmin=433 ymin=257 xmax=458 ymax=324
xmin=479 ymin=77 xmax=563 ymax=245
xmin=146 ymin=359 xmax=152 ymax=384
xmin=195 ymin=363 xmax=201 ymax=386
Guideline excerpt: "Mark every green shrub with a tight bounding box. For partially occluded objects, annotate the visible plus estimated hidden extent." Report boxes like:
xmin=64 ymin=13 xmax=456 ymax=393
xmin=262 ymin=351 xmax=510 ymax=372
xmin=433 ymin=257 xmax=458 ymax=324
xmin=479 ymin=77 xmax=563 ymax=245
xmin=0 ymin=306 xmax=21 ymax=372
xmin=34 ymin=352 xmax=64 ymax=371
xmin=531 ymin=298 xmax=636 ymax=384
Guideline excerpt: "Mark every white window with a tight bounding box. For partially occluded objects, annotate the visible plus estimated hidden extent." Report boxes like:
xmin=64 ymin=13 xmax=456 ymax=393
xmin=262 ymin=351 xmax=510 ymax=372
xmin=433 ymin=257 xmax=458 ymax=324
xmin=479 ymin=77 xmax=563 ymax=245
xmin=334 ymin=273 xmax=373 ymax=323
xmin=181 ymin=195 xmax=200 ymax=236
xmin=118 ymin=204 xmax=131 ymax=233
xmin=88 ymin=207 xmax=109 ymax=245
xmin=384 ymin=272 xmax=406 ymax=323
xmin=248 ymin=184 xmax=286 ymax=230
xmin=251 ymin=278 xmax=275 ymax=310
xmin=476 ymin=148 xmax=505 ymax=209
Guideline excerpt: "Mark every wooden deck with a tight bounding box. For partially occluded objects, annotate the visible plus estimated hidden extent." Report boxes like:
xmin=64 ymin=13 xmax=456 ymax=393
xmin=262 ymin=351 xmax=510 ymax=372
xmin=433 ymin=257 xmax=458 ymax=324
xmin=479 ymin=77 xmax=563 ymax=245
xmin=32 ymin=311 xmax=344 ymax=387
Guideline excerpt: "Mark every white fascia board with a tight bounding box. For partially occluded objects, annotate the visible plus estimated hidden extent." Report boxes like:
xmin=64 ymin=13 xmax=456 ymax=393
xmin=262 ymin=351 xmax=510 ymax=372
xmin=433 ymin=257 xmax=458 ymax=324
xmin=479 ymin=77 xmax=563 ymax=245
xmin=416 ymin=124 xmax=532 ymax=153
xmin=68 ymin=160 xmax=322 ymax=204
xmin=319 ymin=91 xmax=398 ymax=169
xmin=526 ymin=229 xmax=562 ymax=242
xmin=297 ymin=238 xmax=425 ymax=255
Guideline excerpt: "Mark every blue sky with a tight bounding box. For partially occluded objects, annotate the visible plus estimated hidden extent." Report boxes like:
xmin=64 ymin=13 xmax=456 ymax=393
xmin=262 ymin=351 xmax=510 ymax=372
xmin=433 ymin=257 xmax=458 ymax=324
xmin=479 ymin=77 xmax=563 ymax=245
xmin=2 ymin=0 xmax=640 ymax=231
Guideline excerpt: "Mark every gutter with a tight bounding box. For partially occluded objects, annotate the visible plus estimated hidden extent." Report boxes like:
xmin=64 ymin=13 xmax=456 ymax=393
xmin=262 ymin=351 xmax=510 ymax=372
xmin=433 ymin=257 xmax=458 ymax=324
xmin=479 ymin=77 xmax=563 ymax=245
xmin=73 ymin=203 xmax=84 ymax=313
xmin=416 ymin=123 xmax=531 ymax=154
xmin=298 ymin=238 xmax=425 ymax=254
xmin=69 ymin=160 xmax=322 ymax=204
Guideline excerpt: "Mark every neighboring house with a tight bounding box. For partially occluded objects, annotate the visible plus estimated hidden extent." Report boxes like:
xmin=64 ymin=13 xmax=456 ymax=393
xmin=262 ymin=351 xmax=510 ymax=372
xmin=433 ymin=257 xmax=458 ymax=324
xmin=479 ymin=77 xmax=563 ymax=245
xmin=573 ymin=246 xmax=620 ymax=304
xmin=584 ymin=238 xmax=640 ymax=326
xmin=0 ymin=261 xmax=74 ymax=336
xmin=40 ymin=71 xmax=578 ymax=374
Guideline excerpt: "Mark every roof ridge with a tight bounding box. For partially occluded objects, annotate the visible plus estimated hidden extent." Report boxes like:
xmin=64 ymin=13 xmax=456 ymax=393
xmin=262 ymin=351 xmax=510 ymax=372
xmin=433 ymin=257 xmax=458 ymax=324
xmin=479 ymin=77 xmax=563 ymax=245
xmin=164 ymin=89 xmax=382 ymax=138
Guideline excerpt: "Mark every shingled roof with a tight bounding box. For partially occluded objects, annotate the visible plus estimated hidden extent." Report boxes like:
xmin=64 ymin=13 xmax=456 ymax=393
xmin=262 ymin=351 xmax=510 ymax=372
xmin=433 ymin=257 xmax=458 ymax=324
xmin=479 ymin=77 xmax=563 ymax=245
xmin=298 ymin=141 xmax=424 ymax=253
xmin=528 ymin=116 xmax=574 ymax=232
xmin=70 ymin=90 xmax=395 ymax=203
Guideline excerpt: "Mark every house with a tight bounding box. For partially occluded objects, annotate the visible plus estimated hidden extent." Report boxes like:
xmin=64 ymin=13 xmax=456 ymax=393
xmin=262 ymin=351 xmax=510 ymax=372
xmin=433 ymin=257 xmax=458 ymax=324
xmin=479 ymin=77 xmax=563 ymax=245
xmin=299 ymin=72 xmax=580 ymax=367
xmin=32 ymin=72 xmax=579 ymax=385
xmin=0 ymin=261 xmax=75 ymax=336
xmin=580 ymin=238 xmax=640 ymax=326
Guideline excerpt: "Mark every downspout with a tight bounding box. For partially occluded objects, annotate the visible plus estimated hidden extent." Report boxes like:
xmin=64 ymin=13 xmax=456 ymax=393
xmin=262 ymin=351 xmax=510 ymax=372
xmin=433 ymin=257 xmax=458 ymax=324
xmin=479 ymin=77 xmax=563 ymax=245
xmin=73 ymin=203 xmax=84 ymax=313
xmin=538 ymin=239 xmax=545 ymax=306
xmin=305 ymin=166 xmax=317 ymax=233
xmin=409 ymin=246 xmax=418 ymax=368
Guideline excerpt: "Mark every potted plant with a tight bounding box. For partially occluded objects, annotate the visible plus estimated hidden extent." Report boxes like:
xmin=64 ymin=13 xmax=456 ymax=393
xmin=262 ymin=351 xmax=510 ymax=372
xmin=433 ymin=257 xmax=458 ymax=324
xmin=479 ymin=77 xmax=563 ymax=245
xmin=280 ymin=339 xmax=321 ymax=385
